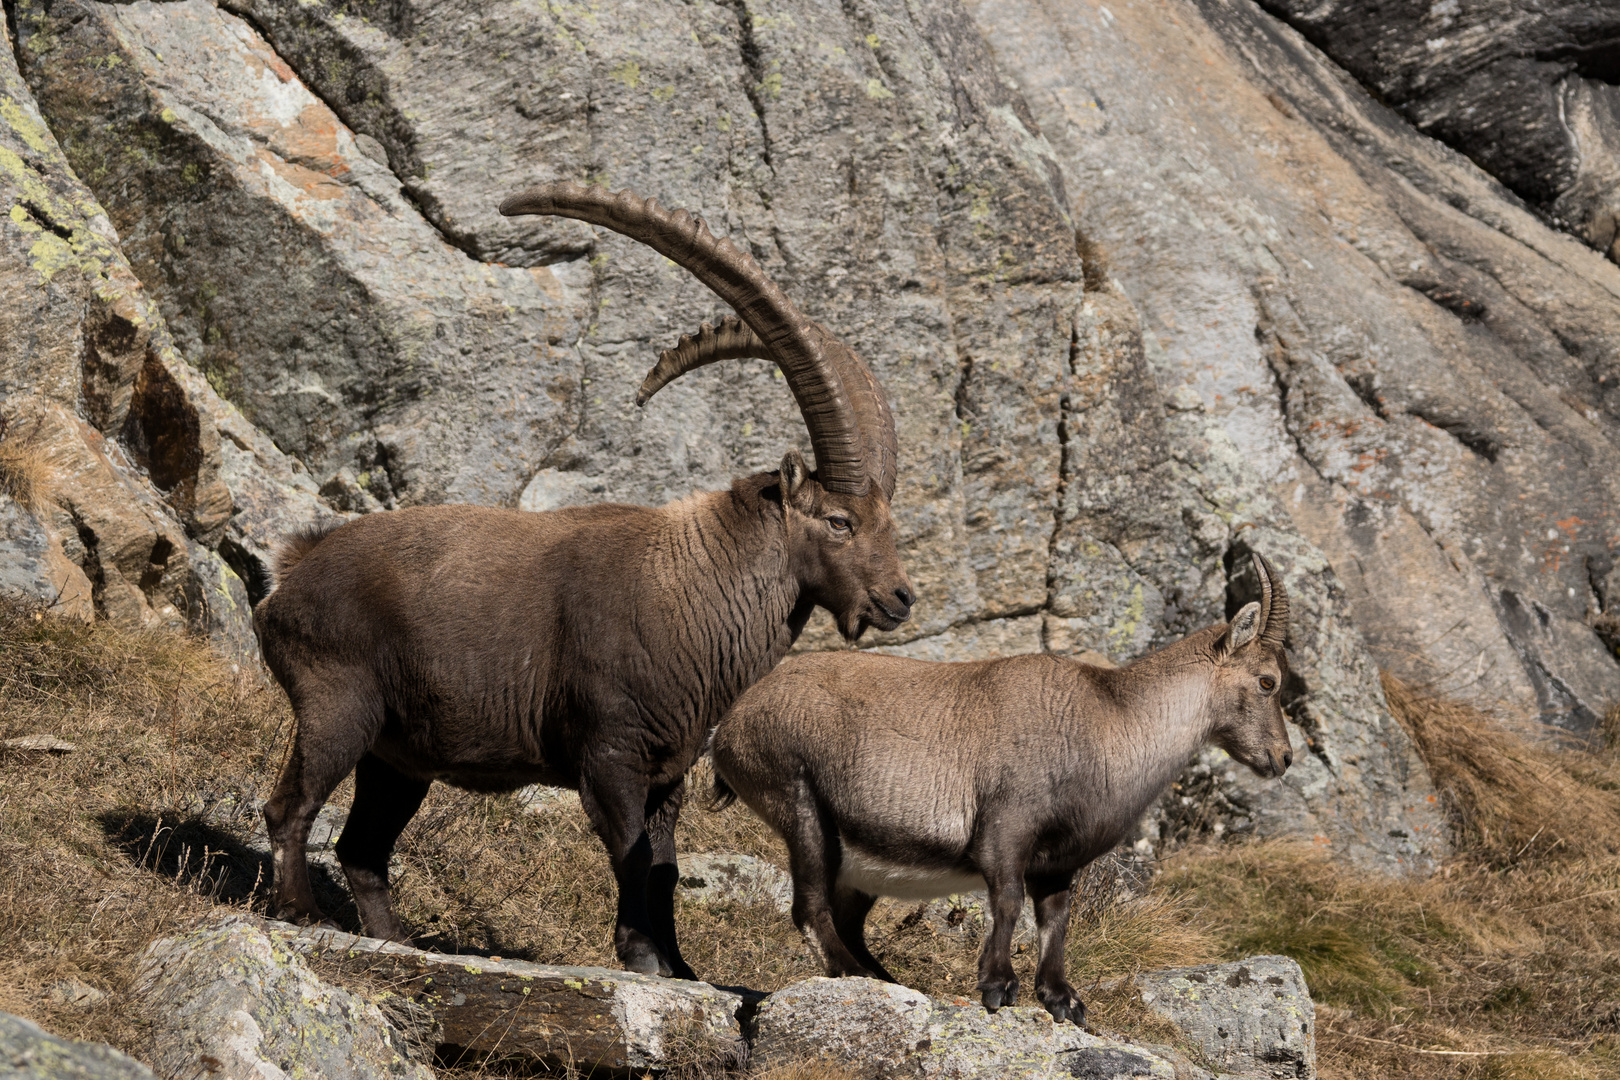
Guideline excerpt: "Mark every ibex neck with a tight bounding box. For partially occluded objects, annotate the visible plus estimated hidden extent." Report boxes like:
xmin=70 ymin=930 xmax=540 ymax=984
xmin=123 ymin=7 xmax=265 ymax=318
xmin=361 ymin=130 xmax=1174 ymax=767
xmin=1077 ymin=638 xmax=1218 ymax=826
xmin=654 ymin=485 xmax=804 ymax=708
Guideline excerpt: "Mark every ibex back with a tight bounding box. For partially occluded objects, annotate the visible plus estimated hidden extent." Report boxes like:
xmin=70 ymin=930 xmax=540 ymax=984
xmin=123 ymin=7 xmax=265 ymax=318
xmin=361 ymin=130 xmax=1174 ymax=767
xmin=254 ymin=183 xmax=914 ymax=980
xmin=711 ymin=554 xmax=1293 ymax=1022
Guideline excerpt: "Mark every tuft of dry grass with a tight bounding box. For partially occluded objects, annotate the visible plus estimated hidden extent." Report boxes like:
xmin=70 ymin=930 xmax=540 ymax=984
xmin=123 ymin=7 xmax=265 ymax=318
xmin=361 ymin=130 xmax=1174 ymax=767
xmin=1382 ymin=674 xmax=1620 ymax=864
xmin=0 ymin=416 xmax=52 ymax=513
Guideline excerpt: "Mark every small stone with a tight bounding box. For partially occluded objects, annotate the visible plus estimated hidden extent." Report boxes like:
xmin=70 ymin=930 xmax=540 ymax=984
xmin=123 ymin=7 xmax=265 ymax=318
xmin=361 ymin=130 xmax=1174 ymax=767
xmin=3 ymin=735 xmax=75 ymax=753
xmin=678 ymin=852 xmax=792 ymax=913
xmin=45 ymin=980 xmax=106 ymax=1008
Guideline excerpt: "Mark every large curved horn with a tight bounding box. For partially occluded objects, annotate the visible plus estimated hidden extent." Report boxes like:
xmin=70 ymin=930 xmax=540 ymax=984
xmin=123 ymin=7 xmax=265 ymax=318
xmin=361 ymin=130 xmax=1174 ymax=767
xmin=640 ymin=316 xmax=899 ymax=500
xmin=500 ymin=183 xmax=875 ymax=495
xmin=1252 ymin=553 xmax=1289 ymax=649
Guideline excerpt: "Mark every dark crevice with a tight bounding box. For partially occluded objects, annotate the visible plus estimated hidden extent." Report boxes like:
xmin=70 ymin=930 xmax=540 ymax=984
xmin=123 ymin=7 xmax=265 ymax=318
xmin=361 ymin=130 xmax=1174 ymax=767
xmin=1344 ymin=371 xmax=1389 ymax=419
xmin=18 ymin=201 xmax=72 ymax=242
xmin=1409 ymin=406 xmax=1503 ymax=463
xmin=727 ymin=0 xmax=775 ymax=170
xmin=952 ymin=352 xmax=974 ymax=425
xmin=1040 ymin=320 xmax=1080 ymax=649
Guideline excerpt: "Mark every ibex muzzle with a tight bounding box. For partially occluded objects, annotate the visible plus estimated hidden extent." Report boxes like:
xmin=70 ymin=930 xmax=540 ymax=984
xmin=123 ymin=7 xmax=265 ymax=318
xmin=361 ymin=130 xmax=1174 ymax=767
xmin=254 ymin=183 xmax=911 ymax=980
xmin=711 ymin=554 xmax=1293 ymax=1024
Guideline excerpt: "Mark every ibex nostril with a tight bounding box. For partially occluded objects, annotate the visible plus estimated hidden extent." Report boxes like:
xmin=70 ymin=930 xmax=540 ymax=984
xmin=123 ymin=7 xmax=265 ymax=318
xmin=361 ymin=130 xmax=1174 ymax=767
xmin=1283 ymin=750 xmax=1293 ymax=769
xmin=895 ymin=586 xmax=916 ymax=609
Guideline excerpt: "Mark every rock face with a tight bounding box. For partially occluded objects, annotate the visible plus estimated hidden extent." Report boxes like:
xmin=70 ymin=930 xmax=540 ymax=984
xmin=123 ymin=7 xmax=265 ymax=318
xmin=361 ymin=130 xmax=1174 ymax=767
xmin=678 ymin=852 xmax=794 ymax=914
xmin=749 ymin=976 xmax=1180 ymax=1080
xmin=0 ymin=11 xmax=339 ymax=656
xmin=133 ymin=918 xmax=434 ymax=1080
xmin=0 ymin=1012 xmax=155 ymax=1080
xmin=1253 ymin=0 xmax=1620 ymax=265
xmin=1136 ymin=957 xmax=1315 ymax=1079
xmin=969 ymin=0 xmax=1620 ymax=744
xmin=6 ymin=0 xmax=1617 ymax=868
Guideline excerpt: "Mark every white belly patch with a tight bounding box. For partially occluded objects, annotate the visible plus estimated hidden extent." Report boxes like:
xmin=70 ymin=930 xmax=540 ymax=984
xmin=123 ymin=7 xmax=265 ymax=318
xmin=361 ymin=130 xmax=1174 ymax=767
xmin=837 ymin=844 xmax=984 ymax=900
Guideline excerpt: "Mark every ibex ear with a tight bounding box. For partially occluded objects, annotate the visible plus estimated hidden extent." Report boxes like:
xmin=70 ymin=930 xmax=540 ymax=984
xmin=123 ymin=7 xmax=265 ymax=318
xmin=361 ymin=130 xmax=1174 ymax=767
xmin=780 ymin=449 xmax=813 ymax=511
xmin=1220 ymin=602 xmax=1261 ymax=656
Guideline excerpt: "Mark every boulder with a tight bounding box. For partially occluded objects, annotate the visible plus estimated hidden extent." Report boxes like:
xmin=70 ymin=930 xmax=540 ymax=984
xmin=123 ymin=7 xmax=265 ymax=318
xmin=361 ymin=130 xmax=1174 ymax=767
xmin=132 ymin=917 xmax=434 ymax=1080
xmin=0 ymin=1011 xmax=154 ymax=1080
xmin=749 ymin=976 xmax=1183 ymax=1080
xmin=282 ymin=921 xmax=747 ymax=1075
xmin=1136 ymin=957 xmax=1315 ymax=1079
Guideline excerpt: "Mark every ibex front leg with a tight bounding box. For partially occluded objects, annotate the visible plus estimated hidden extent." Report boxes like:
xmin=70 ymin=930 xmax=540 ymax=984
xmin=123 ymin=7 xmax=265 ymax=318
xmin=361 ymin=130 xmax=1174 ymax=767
xmin=977 ymin=854 xmax=1027 ymax=1010
xmin=579 ymin=764 xmax=670 ymax=976
xmin=1028 ymin=870 xmax=1084 ymax=1025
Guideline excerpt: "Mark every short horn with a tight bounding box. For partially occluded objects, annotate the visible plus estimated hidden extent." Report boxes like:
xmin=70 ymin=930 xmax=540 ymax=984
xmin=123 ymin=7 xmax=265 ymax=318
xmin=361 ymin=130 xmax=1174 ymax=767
xmin=501 ymin=183 xmax=881 ymax=495
xmin=638 ymin=317 xmax=898 ymax=500
xmin=1253 ymin=553 xmax=1289 ymax=648
xmin=638 ymin=316 xmax=767 ymax=406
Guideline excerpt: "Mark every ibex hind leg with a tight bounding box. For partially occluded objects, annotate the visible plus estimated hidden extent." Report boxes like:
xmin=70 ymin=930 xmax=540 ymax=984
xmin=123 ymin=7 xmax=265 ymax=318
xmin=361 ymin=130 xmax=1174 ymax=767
xmin=335 ymin=752 xmax=430 ymax=943
xmin=831 ymin=883 xmax=896 ymax=982
xmin=1028 ymin=871 xmax=1084 ymax=1026
xmin=264 ymin=681 xmax=381 ymax=928
xmin=784 ymin=787 xmax=880 ymax=979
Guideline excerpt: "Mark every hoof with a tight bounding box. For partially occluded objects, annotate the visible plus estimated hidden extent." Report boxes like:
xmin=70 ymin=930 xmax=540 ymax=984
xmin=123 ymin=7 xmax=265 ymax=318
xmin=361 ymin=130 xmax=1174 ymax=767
xmin=980 ymin=981 xmax=1019 ymax=1011
xmin=667 ymin=960 xmax=699 ymax=982
xmin=1038 ymin=983 xmax=1086 ymax=1026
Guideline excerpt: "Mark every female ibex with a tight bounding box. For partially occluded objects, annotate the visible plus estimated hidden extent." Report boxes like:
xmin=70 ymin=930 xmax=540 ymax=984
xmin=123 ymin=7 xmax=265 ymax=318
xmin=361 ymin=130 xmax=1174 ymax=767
xmin=711 ymin=554 xmax=1293 ymax=1022
xmin=254 ymin=183 xmax=914 ymax=980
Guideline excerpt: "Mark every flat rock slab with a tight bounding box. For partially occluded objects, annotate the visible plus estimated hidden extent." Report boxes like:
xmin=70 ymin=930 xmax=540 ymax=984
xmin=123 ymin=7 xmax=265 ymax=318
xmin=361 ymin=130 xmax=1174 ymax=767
xmin=133 ymin=918 xmax=433 ymax=1080
xmin=1135 ymin=957 xmax=1315 ymax=1079
xmin=283 ymin=921 xmax=747 ymax=1074
xmin=0 ymin=1012 xmax=154 ymax=1080
xmin=751 ymin=977 xmax=1179 ymax=1080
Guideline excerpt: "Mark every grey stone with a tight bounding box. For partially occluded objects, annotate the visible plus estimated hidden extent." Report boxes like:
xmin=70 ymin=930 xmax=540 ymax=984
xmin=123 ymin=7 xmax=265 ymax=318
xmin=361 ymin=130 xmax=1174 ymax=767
xmin=678 ymin=852 xmax=793 ymax=914
xmin=0 ymin=1011 xmax=154 ymax=1080
xmin=3 ymin=735 xmax=75 ymax=753
xmin=133 ymin=917 xmax=433 ymax=1080
xmin=45 ymin=981 xmax=106 ymax=1009
xmin=1136 ymin=957 xmax=1315 ymax=1079
xmin=0 ymin=498 xmax=93 ymax=621
xmin=751 ymin=976 xmax=1179 ymax=1080
xmin=511 ymin=784 xmax=576 ymax=816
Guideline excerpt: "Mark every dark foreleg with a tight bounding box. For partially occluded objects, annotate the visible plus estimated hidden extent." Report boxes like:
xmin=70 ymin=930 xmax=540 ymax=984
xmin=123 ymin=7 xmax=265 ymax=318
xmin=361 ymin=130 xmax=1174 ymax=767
xmin=579 ymin=765 xmax=667 ymax=976
xmin=977 ymin=856 xmax=1029 ymax=1010
xmin=831 ymin=883 xmax=894 ymax=982
xmin=644 ymin=777 xmax=697 ymax=981
xmin=1028 ymin=871 xmax=1083 ymax=1025
xmin=784 ymin=784 xmax=877 ymax=978
xmin=334 ymin=752 xmax=431 ymax=943
xmin=263 ymin=681 xmax=379 ymax=927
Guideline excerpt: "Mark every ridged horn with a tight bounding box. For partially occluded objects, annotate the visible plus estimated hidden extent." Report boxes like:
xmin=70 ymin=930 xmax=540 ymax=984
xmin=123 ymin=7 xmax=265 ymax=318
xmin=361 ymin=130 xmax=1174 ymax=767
xmin=499 ymin=182 xmax=876 ymax=495
xmin=639 ymin=316 xmax=900 ymax=500
xmin=1253 ymin=553 xmax=1289 ymax=649
xmin=638 ymin=316 xmax=765 ymax=406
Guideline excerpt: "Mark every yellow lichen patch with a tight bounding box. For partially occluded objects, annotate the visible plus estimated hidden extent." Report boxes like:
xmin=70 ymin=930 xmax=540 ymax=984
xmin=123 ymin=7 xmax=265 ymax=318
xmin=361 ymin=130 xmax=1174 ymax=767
xmin=0 ymin=95 xmax=55 ymax=155
xmin=611 ymin=59 xmax=641 ymax=89
xmin=864 ymin=77 xmax=893 ymax=101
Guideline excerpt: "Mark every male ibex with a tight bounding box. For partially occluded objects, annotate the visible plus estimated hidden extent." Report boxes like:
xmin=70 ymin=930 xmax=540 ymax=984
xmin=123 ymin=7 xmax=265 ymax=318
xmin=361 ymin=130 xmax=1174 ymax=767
xmin=711 ymin=554 xmax=1293 ymax=1022
xmin=254 ymin=183 xmax=914 ymax=980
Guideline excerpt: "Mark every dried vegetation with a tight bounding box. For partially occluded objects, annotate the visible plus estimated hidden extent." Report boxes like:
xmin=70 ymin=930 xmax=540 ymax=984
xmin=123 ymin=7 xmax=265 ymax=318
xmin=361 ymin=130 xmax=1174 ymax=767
xmin=2 ymin=604 xmax=1619 ymax=1079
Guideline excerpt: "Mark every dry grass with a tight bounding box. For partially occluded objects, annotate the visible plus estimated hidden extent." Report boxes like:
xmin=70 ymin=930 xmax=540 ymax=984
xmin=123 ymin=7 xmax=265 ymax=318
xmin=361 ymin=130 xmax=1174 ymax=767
xmin=0 ymin=416 xmax=52 ymax=513
xmin=5 ymin=605 xmax=1620 ymax=1080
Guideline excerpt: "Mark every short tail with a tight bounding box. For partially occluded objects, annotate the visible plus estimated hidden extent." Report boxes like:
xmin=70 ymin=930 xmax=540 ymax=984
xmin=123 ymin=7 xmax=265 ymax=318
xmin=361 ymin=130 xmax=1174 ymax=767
xmin=269 ymin=522 xmax=341 ymax=590
xmin=708 ymin=771 xmax=739 ymax=812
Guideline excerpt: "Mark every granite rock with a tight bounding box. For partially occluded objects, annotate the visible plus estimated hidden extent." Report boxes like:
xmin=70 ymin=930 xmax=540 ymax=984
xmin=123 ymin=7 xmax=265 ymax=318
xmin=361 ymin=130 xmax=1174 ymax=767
xmin=1136 ymin=957 xmax=1315 ymax=1079
xmin=0 ymin=1012 xmax=154 ymax=1080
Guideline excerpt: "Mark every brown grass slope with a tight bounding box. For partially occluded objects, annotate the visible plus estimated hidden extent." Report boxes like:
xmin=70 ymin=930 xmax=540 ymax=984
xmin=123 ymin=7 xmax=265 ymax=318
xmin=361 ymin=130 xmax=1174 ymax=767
xmin=2 ymin=602 xmax=1619 ymax=1078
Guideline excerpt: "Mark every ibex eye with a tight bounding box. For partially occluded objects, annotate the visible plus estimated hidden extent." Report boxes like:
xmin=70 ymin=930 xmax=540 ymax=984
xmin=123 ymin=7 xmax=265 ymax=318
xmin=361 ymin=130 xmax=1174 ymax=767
xmin=1259 ymin=676 xmax=1277 ymax=692
xmin=827 ymin=516 xmax=852 ymax=532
